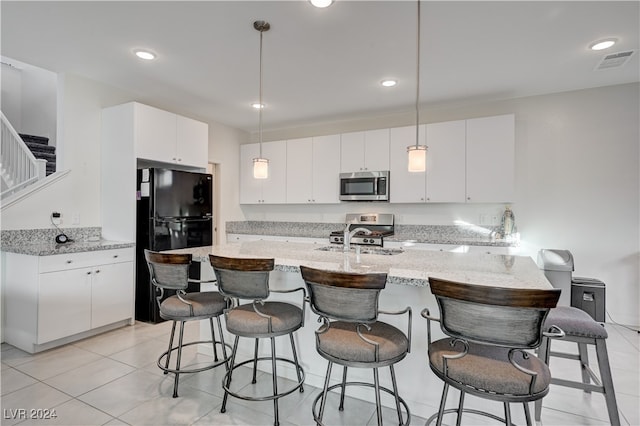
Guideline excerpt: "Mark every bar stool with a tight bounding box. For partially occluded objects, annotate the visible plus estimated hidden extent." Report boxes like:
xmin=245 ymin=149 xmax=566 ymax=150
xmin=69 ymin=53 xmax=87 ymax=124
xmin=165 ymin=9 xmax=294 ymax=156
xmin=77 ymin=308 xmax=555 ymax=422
xmin=143 ymin=250 xmax=229 ymax=398
xmin=300 ymin=265 xmax=412 ymax=426
xmin=423 ymin=277 xmax=562 ymax=426
xmin=534 ymin=306 xmax=621 ymax=425
xmin=209 ymin=255 xmax=305 ymax=426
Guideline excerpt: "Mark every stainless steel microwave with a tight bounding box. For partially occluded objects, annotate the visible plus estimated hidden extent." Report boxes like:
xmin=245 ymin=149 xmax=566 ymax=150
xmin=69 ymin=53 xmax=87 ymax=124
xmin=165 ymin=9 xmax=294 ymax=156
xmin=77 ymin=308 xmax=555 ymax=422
xmin=339 ymin=171 xmax=389 ymax=201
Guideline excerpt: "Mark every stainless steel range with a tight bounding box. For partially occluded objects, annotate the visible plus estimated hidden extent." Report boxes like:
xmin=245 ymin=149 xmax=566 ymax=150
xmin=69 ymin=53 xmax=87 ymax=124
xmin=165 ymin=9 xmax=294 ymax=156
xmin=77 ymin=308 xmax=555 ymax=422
xmin=330 ymin=213 xmax=394 ymax=247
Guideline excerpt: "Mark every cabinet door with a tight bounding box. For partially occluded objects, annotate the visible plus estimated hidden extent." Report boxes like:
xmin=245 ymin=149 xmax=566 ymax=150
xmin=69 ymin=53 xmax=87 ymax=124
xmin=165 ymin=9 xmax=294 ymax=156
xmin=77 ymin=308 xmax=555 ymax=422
xmin=389 ymin=125 xmax=427 ymax=203
xmin=261 ymin=140 xmax=287 ymax=203
xmin=239 ymin=143 xmax=263 ymax=204
xmin=91 ymin=261 xmax=135 ymax=329
xmin=38 ymin=268 xmax=92 ymax=343
xmin=364 ymin=129 xmax=390 ymax=171
xmin=340 ymin=131 xmax=365 ymax=172
xmin=425 ymin=120 xmax=466 ymax=202
xmin=286 ymin=138 xmax=313 ymax=203
xmin=134 ymin=103 xmax=177 ymax=163
xmin=466 ymin=114 xmax=515 ymax=202
xmin=312 ymin=134 xmax=341 ymax=203
xmin=176 ymin=115 xmax=208 ymax=168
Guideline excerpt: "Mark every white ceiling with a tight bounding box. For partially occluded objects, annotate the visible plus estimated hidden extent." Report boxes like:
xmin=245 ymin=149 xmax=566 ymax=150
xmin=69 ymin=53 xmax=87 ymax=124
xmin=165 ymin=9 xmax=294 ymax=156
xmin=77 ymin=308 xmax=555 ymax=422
xmin=2 ymin=1 xmax=639 ymax=132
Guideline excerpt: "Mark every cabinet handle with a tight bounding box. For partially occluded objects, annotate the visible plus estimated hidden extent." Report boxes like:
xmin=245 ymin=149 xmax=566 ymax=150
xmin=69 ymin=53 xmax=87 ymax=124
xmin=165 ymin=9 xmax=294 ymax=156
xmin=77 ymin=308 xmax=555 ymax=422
xmin=426 ymin=198 xmax=430 ymax=201
xmin=113 ymin=255 xmax=118 ymax=258
xmin=178 ymin=158 xmax=182 ymax=162
xmin=95 ymin=269 xmax=101 ymax=274
xmin=467 ymin=197 xmax=471 ymax=200
xmin=86 ymin=271 xmax=92 ymax=275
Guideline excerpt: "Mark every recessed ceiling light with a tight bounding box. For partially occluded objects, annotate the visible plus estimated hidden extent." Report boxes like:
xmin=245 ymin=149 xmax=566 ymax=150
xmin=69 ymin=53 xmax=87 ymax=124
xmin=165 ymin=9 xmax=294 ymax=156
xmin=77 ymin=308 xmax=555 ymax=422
xmin=309 ymin=0 xmax=333 ymax=8
xmin=252 ymin=102 xmax=265 ymax=109
xmin=590 ymin=39 xmax=617 ymax=51
xmin=134 ymin=49 xmax=156 ymax=60
xmin=381 ymin=79 xmax=397 ymax=87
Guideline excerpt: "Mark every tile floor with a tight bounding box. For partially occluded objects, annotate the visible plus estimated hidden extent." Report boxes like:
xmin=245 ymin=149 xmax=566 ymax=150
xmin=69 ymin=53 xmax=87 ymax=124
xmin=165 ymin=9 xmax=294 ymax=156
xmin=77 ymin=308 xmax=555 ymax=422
xmin=1 ymin=320 xmax=638 ymax=425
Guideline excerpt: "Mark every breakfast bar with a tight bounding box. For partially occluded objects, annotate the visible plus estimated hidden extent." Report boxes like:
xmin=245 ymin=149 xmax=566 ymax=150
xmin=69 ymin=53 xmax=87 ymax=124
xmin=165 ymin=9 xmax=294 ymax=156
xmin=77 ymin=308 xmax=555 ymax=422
xmin=168 ymin=240 xmax=552 ymax=419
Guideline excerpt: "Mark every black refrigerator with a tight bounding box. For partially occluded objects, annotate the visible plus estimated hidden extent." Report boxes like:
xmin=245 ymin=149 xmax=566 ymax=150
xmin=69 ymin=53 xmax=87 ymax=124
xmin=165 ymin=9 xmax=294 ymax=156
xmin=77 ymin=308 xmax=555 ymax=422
xmin=135 ymin=168 xmax=213 ymax=323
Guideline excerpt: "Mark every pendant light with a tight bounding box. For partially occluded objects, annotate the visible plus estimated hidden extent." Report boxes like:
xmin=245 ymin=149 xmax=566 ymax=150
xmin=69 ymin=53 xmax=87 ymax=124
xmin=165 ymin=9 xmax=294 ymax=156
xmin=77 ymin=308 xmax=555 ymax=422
xmin=407 ymin=0 xmax=427 ymax=172
xmin=253 ymin=20 xmax=270 ymax=179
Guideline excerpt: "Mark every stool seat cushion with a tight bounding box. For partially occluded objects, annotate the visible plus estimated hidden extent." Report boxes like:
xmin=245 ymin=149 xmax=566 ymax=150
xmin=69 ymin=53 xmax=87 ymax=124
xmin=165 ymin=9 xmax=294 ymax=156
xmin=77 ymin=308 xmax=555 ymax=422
xmin=317 ymin=321 xmax=409 ymax=364
xmin=160 ymin=291 xmax=226 ymax=318
xmin=544 ymin=306 xmax=608 ymax=339
xmin=226 ymin=301 xmax=303 ymax=336
xmin=429 ymin=338 xmax=551 ymax=396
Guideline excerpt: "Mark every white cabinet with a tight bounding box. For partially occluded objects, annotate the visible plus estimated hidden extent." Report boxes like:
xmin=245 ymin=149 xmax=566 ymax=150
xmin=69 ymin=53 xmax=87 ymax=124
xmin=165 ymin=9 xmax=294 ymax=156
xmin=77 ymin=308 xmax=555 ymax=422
xmin=3 ymin=247 xmax=135 ymax=353
xmin=389 ymin=115 xmax=514 ymax=204
xmin=340 ymin=129 xmax=390 ymax=172
xmin=239 ymin=141 xmax=287 ymax=204
xmin=465 ymin=114 xmax=515 ymax=203
xmin=286 ymin=135 xmax=341 ymax=204
xmin=105 ymin=102 xmax=208 ymax=169
xmin=390 ymin=121 xmax=466 ymax=203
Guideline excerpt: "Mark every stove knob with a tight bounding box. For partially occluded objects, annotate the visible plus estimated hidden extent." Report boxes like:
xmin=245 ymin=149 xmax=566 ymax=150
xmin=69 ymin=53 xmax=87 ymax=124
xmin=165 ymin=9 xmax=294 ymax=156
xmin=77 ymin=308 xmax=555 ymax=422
xmin=339 ymin=237 xmax=343 ymax=242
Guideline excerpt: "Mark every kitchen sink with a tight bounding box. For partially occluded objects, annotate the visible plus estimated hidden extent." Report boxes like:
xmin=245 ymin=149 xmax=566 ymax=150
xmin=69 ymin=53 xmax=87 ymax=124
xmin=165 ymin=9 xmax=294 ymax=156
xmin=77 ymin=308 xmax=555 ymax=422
xmin=315 ymin=245 xmax=403 ymax=255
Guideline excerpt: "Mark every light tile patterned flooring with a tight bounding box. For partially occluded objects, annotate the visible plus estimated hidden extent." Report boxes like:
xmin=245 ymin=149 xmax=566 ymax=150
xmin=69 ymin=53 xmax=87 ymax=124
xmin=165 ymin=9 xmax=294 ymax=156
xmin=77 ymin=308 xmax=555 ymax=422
xmin=1 ymin=320 xmax=638 ymax=425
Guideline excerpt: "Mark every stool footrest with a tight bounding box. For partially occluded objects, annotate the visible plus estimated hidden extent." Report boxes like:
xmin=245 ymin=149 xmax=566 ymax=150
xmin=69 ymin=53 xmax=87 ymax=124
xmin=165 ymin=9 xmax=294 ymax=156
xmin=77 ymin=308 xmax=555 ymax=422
xmin=157 ymin=339 xmax=231 ymax=375
xmin=551 ymin=378 xmax=604 ymax=393
xmin=426 ymin=408 xmax=506 ymax=425
xmin=223 ymin=356 xmax=305 ymax=402
xmin=548 ymin=350 xmax=581 ymax=361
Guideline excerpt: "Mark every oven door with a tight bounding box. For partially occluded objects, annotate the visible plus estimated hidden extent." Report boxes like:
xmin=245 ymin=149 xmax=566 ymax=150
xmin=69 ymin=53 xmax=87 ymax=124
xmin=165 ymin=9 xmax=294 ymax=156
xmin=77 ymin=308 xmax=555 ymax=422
xmin=339 ymin=171 xmax=389 ymax=201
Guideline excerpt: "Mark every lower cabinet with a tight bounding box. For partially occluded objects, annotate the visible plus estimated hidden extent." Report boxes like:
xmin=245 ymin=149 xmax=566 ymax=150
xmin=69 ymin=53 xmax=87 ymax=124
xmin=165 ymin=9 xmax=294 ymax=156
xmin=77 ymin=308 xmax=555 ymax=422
xmin=3 ymin=247 xmax=134 ymax=353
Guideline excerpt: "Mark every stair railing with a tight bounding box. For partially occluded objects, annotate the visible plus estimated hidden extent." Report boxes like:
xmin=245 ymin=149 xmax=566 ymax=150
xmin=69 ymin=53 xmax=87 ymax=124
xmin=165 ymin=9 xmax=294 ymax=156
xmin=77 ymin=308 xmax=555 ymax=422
xmin=1 ymin=110 xmax=47 ymax=198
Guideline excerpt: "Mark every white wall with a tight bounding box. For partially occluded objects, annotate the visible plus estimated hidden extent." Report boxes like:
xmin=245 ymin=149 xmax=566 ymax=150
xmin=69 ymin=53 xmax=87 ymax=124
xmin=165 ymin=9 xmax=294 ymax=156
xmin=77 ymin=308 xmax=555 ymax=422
xmin=242 ymin=83 xmax=640 ymax=327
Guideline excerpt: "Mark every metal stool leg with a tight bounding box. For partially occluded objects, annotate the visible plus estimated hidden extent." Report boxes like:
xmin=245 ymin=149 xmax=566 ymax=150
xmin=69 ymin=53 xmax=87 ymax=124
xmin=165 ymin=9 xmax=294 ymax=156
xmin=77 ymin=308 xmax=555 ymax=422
xmin=289 ymin=333 xmax=304 ymax=393
xmin=252 ymin=338 xmax=259 ymax=384
xmin=172 ymin=321 xmax=186 ymax=398
xmin=318 ymin=361 xmax=333 ymax=424
xmin=435 ymin=383 xmax=450 ymax=426
xmin=389 ymin=364 xmax=404 ymax=425
xmin=577 ymin=342 xmax=591 ymax=392
xmin=216 ymin=316 xmax=230 ymax=371
xmin=338 ymin=366 xmax=347 ymax=411
xmin=373 ymin=367 xmax=383 ymax=426
xmin=270 ymin=337 xmax=280 ymax=426
xmin=595 ymin=339 xmax=621 ymax=426
xmin=164 ymin=321 xmax=178 ymax=374
xmin=221 ymin=335 xmax=240 ymax=413
xmin=504 ymin=402 xmax=512 ymax=426
xmin=534 ymin=336 xmax=550 ymax=422
xmin=523 ymin=402 xmax=532 ymax=426
xmin=210 ymin=318 xmax=219 ymax=362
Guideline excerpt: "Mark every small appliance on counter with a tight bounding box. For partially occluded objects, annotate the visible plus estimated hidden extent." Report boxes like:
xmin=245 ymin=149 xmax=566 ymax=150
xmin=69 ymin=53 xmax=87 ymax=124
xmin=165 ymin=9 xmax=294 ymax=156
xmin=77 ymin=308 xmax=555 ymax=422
xmin=135 ymin=168 xmax=213 ymax=323
xmin=330 ymin=213 xmax=394 ymax=247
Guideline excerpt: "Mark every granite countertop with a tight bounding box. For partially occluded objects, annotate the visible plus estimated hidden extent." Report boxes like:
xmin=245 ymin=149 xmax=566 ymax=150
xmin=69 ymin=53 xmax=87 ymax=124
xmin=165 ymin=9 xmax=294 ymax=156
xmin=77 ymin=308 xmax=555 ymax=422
xmin=168 ymin=240 xmax=549 ymax=290
xmin=1 ymin=239 xmax=135 ymax=256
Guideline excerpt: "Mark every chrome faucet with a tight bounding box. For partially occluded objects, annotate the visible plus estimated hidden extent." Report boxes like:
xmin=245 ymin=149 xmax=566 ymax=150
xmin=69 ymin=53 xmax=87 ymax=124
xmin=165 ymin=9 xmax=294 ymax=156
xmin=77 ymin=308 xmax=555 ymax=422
xmin=343 ymin=226 xmax=372 ymax=252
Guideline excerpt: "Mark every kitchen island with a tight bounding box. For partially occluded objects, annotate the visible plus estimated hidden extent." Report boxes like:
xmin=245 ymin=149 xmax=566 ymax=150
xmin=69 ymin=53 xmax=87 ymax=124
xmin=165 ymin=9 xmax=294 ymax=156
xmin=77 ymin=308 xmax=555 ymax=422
xmin=169 ymin=240 xmax=551 ymax=419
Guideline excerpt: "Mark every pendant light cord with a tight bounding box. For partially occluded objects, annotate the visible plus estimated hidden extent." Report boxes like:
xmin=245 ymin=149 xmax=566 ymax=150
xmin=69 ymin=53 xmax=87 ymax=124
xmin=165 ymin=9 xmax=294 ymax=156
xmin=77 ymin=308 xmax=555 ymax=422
xmin=415 ymin=0 xmax=421 ymax=148
xmin=259 ymin=27 xmax=264 ymax=157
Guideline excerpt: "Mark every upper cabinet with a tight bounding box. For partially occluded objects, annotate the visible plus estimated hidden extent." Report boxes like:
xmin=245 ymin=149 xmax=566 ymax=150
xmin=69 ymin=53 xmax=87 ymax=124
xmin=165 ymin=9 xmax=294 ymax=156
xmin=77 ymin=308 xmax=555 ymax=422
xmin=286 ymin=135 xmax=341 ymax=204
xmin=465 ymin=114 xmax=515 ymax=203
xmin=389 ymin=121 xmax=466 ymax=203
xmin=340 ymin=129 xmax=390 ymax=172
xmin=133 ymin=103 xmax=208 ymax=169
xmin=239 ymin=141 xmax=287 ymax=204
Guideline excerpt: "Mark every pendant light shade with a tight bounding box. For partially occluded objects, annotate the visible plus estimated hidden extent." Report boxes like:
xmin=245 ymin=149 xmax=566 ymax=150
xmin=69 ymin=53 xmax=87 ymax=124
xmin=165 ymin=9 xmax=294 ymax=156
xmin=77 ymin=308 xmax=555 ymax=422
xmin=407 ymin=0 xmax=427 ymax=172
xmin=253 ymin=20 xmax=270 ymax=179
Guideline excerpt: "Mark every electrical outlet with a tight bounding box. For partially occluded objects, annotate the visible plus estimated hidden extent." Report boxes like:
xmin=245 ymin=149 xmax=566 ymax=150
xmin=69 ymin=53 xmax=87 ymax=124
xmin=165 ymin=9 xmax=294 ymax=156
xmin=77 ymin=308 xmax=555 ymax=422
xmin=479 ymin=214 xmax=489 ymax=226
xmin=52 ymin=212 xmax=62 ymax=225
xmin=490 ymin=215 xmax=500 ymax=226
xmin=72 ymin=212 xmax=80 ymax=225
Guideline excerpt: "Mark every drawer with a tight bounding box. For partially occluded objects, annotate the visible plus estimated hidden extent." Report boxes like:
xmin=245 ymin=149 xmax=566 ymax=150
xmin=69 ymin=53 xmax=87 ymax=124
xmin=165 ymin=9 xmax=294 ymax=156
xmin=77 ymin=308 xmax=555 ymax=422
xmin=39 ymin=247 xmax=134 ymax=273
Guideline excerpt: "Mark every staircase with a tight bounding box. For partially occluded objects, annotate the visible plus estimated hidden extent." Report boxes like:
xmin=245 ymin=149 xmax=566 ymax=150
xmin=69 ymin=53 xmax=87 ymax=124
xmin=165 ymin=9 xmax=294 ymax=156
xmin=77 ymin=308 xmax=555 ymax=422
xmin=19 ymin=133 xmax=56 ymax=175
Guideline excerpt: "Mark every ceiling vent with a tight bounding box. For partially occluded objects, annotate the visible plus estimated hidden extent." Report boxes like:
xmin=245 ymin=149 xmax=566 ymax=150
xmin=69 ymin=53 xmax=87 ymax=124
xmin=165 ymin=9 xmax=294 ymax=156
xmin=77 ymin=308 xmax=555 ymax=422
xmin=595 ymin=50 xmax=635 ymax=70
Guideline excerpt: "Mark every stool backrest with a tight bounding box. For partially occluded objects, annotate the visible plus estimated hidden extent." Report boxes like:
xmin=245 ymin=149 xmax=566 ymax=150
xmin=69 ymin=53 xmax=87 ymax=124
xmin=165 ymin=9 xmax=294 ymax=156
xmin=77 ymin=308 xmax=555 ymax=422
xmin=209 ymin=255 xmax=274 ymax=300
xmin=144 ymin=249 xmax=191 ymax=291
xmin=300 ymin=265 xmax=387 ymax=322
xmin=429 ymin=277 xmax=560 ymax=348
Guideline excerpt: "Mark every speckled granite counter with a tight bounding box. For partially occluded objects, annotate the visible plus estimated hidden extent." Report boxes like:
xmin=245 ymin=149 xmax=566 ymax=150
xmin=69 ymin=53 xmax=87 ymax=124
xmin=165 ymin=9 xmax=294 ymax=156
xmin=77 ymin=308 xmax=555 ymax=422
xmin=1 ymin=239 xmax=134 ymax=256
xmin=226 ymin=221 xmax=517 ymax=247
xmin=168 ymin=240 xmax=548 ymax=289
xmin=1 ymin=227 xmax=133 ymax=256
